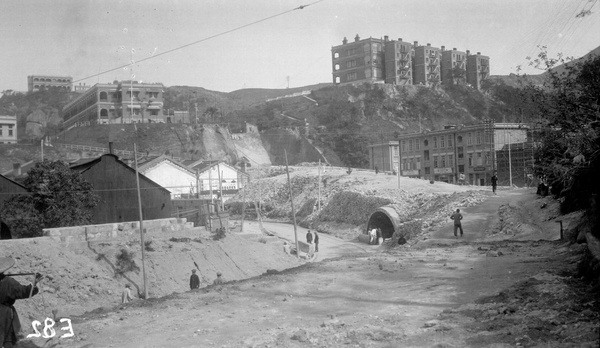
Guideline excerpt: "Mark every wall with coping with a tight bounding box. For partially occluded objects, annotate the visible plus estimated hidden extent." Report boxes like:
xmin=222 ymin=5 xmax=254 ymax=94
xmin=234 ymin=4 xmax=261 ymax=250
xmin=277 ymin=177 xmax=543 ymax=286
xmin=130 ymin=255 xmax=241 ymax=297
xmin=43 ymin=218 xmax=195 ymax=245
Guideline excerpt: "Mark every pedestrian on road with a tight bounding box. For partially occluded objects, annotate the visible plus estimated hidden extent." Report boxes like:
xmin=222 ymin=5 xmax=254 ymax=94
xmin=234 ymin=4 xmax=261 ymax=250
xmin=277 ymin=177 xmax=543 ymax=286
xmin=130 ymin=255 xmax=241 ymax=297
xmin=0 ymin=257 xmax=41 ymax=348
xmin=306 ymin=229 xmax=313 ymax=244
xmin=213 ymin=272 xmax=224 ymax=285
xmin=190 ymin=269 xmax=200 ymax=290
xmin=313 ymin=230 xmax=319 ymax=252
xmin=450 ymin=209 xmax=464 ymax=238
xmin=491 ymin=172 xmax=498 ymax=194
xmin=121 ymin=284 xmax=134 ymax=304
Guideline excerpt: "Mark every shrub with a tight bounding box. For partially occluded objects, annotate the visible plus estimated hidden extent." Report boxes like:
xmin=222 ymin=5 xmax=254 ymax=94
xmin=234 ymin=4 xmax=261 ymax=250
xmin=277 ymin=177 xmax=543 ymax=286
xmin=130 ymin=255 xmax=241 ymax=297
xmin=144 ymin=240 xmax=155 ymax=252
xmin=115 ymin=248 xmax=140 ymax=277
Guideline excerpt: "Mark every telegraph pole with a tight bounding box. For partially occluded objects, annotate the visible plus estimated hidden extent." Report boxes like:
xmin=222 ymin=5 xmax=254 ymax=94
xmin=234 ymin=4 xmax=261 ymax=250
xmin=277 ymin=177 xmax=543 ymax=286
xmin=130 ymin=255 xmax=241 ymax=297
xmin=133 ymin=143 xmax=148 ymax=300
xmin=284 ymin=150 xmax=299 ymax=259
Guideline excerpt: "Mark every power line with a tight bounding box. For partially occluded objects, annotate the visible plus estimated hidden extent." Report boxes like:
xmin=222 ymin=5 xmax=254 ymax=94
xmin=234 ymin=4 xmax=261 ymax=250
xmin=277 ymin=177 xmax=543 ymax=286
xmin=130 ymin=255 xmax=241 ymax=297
xmin=72 ymin=0 xmax=326 ymax=84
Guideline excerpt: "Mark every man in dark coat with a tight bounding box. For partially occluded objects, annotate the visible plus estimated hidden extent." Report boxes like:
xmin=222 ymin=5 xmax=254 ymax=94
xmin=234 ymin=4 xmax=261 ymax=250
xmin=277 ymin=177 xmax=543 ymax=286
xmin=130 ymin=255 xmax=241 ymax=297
xmin=1 ymin=257 xmax=41 ymax=348
xmin=313 ymin=231 xmax=319 ymax=252
xmin=190 ymin=269 xmax=200 ymax=290
xmin=306 ymin=230 xmax=313 ymax=244
xmin=491 ymin=172 xmax=499 ymax=194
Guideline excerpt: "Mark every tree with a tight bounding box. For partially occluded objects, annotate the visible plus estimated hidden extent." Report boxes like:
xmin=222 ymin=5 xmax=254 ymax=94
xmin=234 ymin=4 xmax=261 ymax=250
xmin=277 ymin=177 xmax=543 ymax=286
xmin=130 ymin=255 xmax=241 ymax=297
xmin=0 ymin=160 xmax=99 ymax=238
xmin=525 ymin=50 xmax=600 ymax=215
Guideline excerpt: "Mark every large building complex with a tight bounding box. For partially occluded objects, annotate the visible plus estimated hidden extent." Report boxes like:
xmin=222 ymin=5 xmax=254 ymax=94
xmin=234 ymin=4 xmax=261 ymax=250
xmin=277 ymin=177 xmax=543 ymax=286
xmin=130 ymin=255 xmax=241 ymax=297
xmin=61 ymin=81 xmax=165 ymax=129
xmin=332 ymin=35 xmax=490 ymax=88
xmin=0 ymin=115 xmax=17 ymax=144
xmin=368 ymin=122 xmax=533 ymax=187
xmin=27 ymin=75 xmax=72 ymax=92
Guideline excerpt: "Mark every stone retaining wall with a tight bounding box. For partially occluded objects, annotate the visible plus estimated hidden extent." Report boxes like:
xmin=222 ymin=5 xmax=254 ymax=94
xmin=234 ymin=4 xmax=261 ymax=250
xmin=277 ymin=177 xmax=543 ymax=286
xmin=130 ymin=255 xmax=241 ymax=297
xmin=43 ymin=218 xmax=195 ymax=245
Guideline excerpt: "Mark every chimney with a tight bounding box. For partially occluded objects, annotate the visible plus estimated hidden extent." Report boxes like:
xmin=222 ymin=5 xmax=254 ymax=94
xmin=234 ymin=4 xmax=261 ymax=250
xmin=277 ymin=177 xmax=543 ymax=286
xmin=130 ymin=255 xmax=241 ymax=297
xmin=13 ymin=163 xmax=21 ymax=176
xmin=354 ymin=34 xmax=360 ymax=42
xmin=441 ymin=45 xmax=445 ymax=51
xmin=398 ymin=38 xmax=402 ymax=42
xmin=466 ymin=50 xmax=470 ymax=56
xmin=342 ymin=37 xmax=348 ymax=45
xmin=453 ymin=48 xmax=457 ymax=51
xmin=109 ymin=142 xmax=113 ymax=154
xmin=477 ymin=52 xmax=481 ymax=55
xmin=413 ymin=41 xmax=418 ymax=47
xmin=427 ymin=43 xmax=431 ymax=47
xmin=384 ymin=35 xmax=389 ymax=41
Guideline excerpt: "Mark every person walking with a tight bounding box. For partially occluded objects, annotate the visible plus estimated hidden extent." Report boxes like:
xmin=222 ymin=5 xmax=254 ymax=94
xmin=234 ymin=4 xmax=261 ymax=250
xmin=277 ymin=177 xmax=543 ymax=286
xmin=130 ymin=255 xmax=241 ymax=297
xmin=450 ymin=209 xmax=464 ymax=238
xmin=121 ymin=284 xmax=134 ymax=304
xmin=190 ymin=269 xmax=200 ymax=290
xmin=306 ymin=229 xmax=313 ymax=244
xmin=313 ymin=230 xmax=319 ymax=252
xmin=491 ymin=172 xmax=498 ymax=194
xmin=1 ymin=257 xmax=41 ymax=348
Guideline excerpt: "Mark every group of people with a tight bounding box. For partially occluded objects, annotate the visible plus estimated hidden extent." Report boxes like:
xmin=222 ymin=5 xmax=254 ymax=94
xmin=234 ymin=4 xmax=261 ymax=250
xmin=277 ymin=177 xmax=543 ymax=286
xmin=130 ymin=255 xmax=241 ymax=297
xmin=188 ymin=270 xmax=224 ymax=291
xmin=368 ymin=228 xmax=382 ymax=245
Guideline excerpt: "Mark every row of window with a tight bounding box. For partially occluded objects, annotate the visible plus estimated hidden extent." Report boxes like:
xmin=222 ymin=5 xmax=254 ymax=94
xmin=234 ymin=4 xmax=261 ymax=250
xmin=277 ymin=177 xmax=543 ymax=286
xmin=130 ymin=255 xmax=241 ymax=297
xmin=401 ymin=132 xmax=486 ymax=152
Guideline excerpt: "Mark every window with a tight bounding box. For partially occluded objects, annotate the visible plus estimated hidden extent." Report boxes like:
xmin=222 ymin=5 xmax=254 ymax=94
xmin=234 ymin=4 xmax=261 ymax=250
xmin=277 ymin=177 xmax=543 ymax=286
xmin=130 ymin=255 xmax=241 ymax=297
xmin=433 ymin=156 xmax=438 ymax=168
xmin=433 ymin=137 xmax=437 ymax=148
xmin=467 ymin=132 xmax=473 ymax=145
xmin=402 ymin=159 xmax=408 ymax=170
xmin=425 ymin=167 xmax=430 ymax=174
xmin=409 ymin=158 xmax=414 ymax=169
xmin=333 ymin=52 xmax=339 ymax=59
xmin=401 ymin=140 xmax=406 ymax=152
xmin=416 ymin=139 xmax=420 ymax=150
xmin=447 ymin=135 xmax=453 ymax=147
xmin=458 ymin=147 xmax=464 ymax=159
xmin=334 ymin=64 xmax=340 ymax=71
xmin=448 ymin=154 xmax=453 ymax=165
xmin=416 ymin=157 xmax=421 ymax=169
xmin=347 ymin=72 xmax=357 ymax=81
xmin=408 ymin=139 xmax=413 ymax=151
xmin=150 ymin=110 xmax=159 ymax=116
xmin=477 ymin=152 xmax=482 ymax=165
xmin=0 ymin=129 xmax=2 ymax=136
xmin=458 ymin=165 xmax=464 ymax=173
xmin=424 ymin=150 xmax=430 ymax=161
xmin=457 ymin=135 xmax=463 ymax=143
xmin=441 ymin=155 xmax=446 ymax=167
xmin=440 ymin=136 xmax=445 ymax=148
xmin=424 ymin=139 xmax=429 ymax=147
xmin=8 ymin=130 xmax=13 ymax=136
xmin=346 ymin=60 xmax=356 ymax=68
xmin=468 ymin=153 xmax=473 ymax=166
xmin=393 ymin=146 xmax=399 ymax=156
xmin=476 ymin=132 xmax=482 ymax=145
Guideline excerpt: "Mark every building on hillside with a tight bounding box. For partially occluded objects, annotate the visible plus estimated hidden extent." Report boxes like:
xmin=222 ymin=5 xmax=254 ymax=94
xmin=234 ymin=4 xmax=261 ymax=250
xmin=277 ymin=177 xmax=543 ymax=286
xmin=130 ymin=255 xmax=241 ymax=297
xmin=137 ymin=155 xmax=198 ymax=199
xmin=331 ymin=35 xmax=490 ymax=89
xmin=384 ymin=37 xmax=414 ymax=85
xmin=466 ymin=52 xmax=490 ymax=89
xmin=27 ymin=75 xmax=72 ymax=92
xmin=331 ymin=34 xmax=385 ymax=85
xmin=167 ymin=111 xmax=190 ymax=124
xmin=0 ymin=173 xmax=27 ymax=206
xmin=0 ymin=115 xmax=17 ymax=144
xmin=73 ymin=83 xmax=91 ymax=93
xmin=182 ymin=160 xmax=249 ymax=200
xmin=70 ymin=154 xmax=171 ymax=224
xmin=368 ymin=122 xmax=532 ymax=186
xmin=413 ymin=42 xmax=441 ymax=85
xmin=441 ymin=47 xmax=467 ymax=85
xmin=61 ymin=80 xmax=165 ymax=129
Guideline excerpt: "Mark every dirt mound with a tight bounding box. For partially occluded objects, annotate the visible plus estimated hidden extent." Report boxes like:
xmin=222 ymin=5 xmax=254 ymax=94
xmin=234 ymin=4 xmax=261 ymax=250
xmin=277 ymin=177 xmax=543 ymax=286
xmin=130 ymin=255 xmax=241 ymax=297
xmin=1 ymin=228 xmax=299 ymax=324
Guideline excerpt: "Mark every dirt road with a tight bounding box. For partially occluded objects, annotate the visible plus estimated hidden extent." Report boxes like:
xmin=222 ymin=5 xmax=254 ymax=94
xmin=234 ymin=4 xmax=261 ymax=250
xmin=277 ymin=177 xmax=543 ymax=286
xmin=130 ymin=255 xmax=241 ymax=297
xmin=30 ymin=189 xmax=599 ymax=347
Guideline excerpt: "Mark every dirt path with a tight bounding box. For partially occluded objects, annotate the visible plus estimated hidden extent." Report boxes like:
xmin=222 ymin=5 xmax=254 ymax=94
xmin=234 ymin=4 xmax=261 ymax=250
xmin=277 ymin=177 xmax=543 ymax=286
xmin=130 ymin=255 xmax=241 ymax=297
xmin=29 ymin=189 xmax=598 ymax=347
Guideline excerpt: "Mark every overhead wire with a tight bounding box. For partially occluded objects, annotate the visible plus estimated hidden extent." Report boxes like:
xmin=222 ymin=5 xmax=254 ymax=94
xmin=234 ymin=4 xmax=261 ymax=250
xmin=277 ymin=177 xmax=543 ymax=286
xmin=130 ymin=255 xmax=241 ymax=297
xmin=72 ymin=0 xmax=326 ymax=84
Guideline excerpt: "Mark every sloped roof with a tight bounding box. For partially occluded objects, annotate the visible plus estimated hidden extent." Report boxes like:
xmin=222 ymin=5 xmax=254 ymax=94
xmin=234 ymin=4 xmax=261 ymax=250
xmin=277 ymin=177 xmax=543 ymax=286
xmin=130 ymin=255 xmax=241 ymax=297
xmin=70 ymin=154 xmax=170 ymax=193
xmin=136 ymin=155 xmax=195 ymax=175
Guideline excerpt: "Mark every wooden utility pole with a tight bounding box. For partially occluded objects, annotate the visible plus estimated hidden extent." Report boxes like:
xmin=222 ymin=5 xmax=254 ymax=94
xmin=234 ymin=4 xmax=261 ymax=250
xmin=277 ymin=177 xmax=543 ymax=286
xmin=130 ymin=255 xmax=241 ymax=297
xmin=317 ymin=159 xmax=321 ymax=211
xmin=285 ymin=150 xmax=299 ymax=259
xmin=240 ymin=180 xmax=246 ymax=232
xmin=133 ymin=143 xmax=148 ymax=300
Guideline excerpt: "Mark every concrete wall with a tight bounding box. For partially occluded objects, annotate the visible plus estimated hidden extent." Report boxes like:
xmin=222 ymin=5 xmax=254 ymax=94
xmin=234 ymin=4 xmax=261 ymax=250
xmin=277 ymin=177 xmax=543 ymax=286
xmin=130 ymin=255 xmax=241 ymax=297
xmin=43 ymin=218 xmax=194 ymax=245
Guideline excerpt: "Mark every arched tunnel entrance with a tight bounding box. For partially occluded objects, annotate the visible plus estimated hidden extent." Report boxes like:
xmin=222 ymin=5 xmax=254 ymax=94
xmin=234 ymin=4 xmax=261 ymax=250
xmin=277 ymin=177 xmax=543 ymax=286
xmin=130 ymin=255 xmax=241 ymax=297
xmin=366 ymin=207 xmax=401 ymax=240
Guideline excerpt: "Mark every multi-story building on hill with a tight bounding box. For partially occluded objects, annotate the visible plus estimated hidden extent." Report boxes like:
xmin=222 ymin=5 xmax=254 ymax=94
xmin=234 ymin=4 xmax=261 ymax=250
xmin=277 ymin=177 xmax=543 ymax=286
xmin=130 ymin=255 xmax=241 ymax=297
xmin=27 ymin=75 xmax=72 ymax=92
xmin=368 ymin=122 xmax=533 ymax=187
xmin=0 ymin=115 xmax=17 ymax=144
xmin=441 ymin=47 xmax=467 ymax=85
xmin=332 ymin=35 xmax=489 ymax=89
xmin=413 ymin=42 xmax=441 ymax=85
xmin=331 ymin=34 xmax=385 ymax=85
xmin=466 ymin=52 xmax=490 ymax=89
xmin=61 ymin=81 xmax=165 ymax=129
xmin=384 ymin=37 xmax=413 ymax=85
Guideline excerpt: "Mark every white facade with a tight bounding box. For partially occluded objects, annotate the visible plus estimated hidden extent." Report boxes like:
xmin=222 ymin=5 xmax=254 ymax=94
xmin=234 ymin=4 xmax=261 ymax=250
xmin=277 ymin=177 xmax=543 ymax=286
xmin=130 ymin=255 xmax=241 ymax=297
xmin=139 ymin=159 xmax=197 ymax=198
xmin=0 ymin=115 xmax=17 ymax=144
xmin=198 ymin=162 xmax=242 ymax=192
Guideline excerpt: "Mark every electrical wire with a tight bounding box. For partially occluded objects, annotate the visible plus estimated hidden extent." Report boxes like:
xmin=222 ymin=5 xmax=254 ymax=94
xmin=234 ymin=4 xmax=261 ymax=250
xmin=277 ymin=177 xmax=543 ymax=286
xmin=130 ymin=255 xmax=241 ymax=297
xmin=72 ymin=0 xmax=326 ymax=84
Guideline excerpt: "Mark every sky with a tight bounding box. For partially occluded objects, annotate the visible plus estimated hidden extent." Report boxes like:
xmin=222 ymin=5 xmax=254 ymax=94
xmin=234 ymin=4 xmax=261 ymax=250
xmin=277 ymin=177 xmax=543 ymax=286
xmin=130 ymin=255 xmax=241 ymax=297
xmin=1 ymin=0 xmax=599 ymax=93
